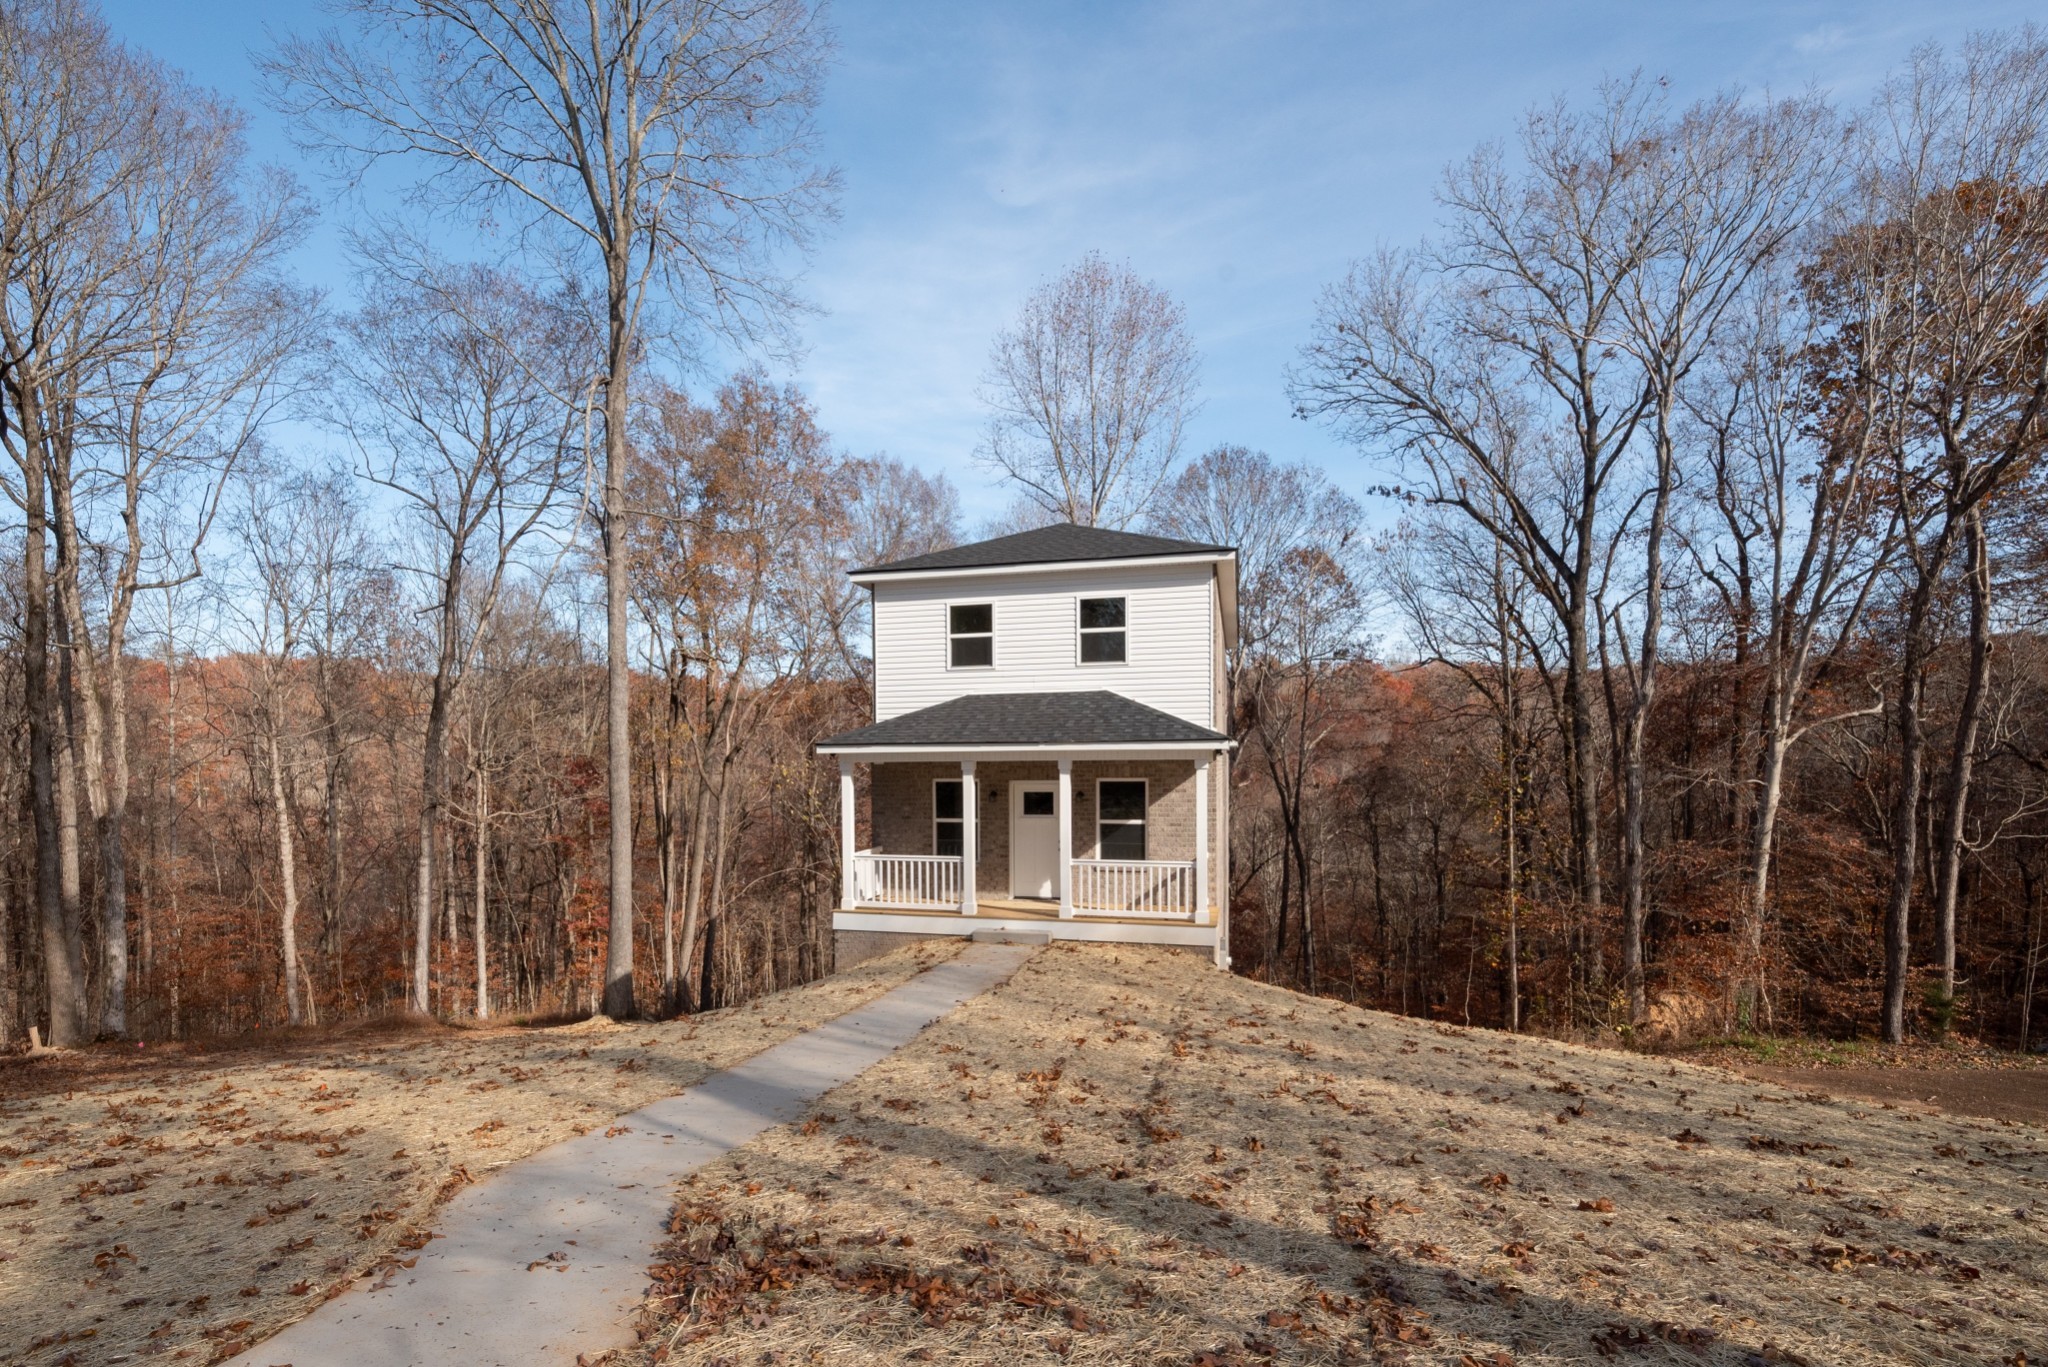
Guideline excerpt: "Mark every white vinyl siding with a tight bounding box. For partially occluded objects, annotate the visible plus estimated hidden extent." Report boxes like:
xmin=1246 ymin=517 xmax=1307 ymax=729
xmin=872 ymin=561 xmax=1217 ymax=729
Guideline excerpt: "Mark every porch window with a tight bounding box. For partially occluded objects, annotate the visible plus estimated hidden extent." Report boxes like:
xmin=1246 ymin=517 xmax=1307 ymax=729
xmin=1097 ymin=779 xmax=1146 ymax=859
xmin=949 ymin=603 xmax=994 ymax=667
xmin=933 ymin=779 xmax=964 ymax=856
xmin=1078 ymin=596 xmax=1126 ymax=663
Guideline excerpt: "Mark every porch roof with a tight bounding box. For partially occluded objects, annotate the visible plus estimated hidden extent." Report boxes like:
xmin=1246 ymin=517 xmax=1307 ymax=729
xmin=817 ymin=690 xmax=1229 ymax=753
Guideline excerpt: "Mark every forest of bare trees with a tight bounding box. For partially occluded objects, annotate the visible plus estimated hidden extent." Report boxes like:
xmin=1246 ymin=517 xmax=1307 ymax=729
xmin=5 ymin=5 xmax=2048 ymax=1053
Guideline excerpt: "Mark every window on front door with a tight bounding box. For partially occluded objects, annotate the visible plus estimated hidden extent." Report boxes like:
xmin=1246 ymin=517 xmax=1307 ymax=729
xmin=1097 ymin=779 xmax=1146 ymax=859
xmin=949 ymin=604 xmax=993 ymax=667
xmin=934 ymin=780 xmax=964 ymax=856
xmin=1078 ymin=596 xmax=1127 ymax=663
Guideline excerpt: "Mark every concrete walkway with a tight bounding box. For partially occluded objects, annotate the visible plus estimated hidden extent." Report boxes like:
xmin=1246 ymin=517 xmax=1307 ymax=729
xmin=228 ymin=942 xmax=1038 ymax=1367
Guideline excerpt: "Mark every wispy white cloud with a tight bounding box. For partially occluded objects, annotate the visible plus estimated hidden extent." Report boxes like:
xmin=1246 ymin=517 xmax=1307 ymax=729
xmin=96 ymin=0 xmax=2048 ymax=527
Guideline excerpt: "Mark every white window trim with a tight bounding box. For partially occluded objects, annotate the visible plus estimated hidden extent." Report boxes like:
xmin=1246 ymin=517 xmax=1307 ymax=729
xmin=1075 ymin=593 xmax=1129 ymax=667
xmin=1094 ymin=777 xmax=1147 ymax=860
xmin=933 ymin=777 xmax=965 ymax=856
xmin=946 ymin=599 xmax=996 ymax=670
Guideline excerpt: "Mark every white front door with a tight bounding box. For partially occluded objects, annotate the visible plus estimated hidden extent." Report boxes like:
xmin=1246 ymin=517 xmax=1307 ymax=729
xmin=1010 ymin=781 xmax=1059 ymax=900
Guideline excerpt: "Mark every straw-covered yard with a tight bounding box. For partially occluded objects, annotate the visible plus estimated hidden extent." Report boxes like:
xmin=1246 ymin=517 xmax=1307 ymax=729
xmin=626 ymin=944 xmax=2046 ymax=1367
xmin=0 ymin=939 xmax=964 ymax=1366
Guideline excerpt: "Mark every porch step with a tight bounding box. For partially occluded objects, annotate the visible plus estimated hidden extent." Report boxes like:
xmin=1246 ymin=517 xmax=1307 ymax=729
xmin=970 ymin=928 xmax=1052 ymax=947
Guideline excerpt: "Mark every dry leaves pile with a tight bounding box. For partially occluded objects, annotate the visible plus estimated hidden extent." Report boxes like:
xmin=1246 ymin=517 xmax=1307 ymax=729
xmin=624 ymin=944 xmax=2046 ymax=1366
xmin=0 ymin=938 xmax=962 ymax=1367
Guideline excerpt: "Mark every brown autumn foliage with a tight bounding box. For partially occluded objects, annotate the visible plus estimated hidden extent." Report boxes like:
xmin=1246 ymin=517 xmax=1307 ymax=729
xmin=9 ymin=25 xmax=2048 ymax=1058
xmin=1225 ymin=626 xmax=2048 ymax=1047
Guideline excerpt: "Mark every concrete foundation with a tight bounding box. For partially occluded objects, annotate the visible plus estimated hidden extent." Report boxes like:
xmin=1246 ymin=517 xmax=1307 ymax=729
xmin=836 ymin=925 xmax=1212 ymax=968
xmin=834 ymin=927 xmax=955 ymax=970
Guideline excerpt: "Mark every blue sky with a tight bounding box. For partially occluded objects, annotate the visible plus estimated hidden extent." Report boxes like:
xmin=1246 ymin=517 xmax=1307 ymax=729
xmin=102 ymin=0 xmax=2044 ymax=526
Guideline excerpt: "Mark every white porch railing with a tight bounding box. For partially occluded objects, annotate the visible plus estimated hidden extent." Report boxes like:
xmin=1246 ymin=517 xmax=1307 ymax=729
xmin=1069 ymin=858 xmax=1199 ymax=919
xmin=852 ymin=851 xmax=961 ymax=909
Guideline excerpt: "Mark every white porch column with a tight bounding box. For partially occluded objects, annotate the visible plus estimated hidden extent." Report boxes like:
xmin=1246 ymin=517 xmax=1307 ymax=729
xmin=1057 ymin=758 xmax=1074 ymax=918
xmin=839 ymin=758 xmax=857 ymax=910
xmin=1194 ymin=752 xmax=1211 ymax=921
xmin=960 ymin=760 xmax=978 ymax=916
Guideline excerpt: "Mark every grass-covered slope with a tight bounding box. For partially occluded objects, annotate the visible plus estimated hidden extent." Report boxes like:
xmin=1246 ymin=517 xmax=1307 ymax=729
xmin=633 ymin=943 xmax=2046 ymax=1366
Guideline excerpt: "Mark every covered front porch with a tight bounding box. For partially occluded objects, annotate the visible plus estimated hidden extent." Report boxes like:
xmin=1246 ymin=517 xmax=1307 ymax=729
xmin=817 ymin=692 xmax=1232 ymax=964
xmin=840 ymin=755 xmax=1216 ymax=922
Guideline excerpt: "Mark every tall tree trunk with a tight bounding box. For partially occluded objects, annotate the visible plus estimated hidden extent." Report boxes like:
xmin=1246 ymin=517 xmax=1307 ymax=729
xmin=1500 ymin=709 xmax=1522 ymax=1034
xmin=1743 ymin=723 xmax=1793 ymax=1023
xmin=2020 ymin=857 xmax=2041 ymax=1052
xmin=703 ymin=769 xmax=737 ymax=1008
xmin=1291 ymin=802 xmax=1316 ymax=995
xmin=1368 ymin=809 xmax=1386 ymax=1001
xmin=96 ymin=608 xmax=133 ymax=1037
xmin=413 ymin=684 xmax=449 ymax=1015
xmin=655 ymin=676 xmax=683 ymax=1013
xmin=1882 ymin=580 xmax=1938 ymax=1044
xmin=1272 ymin=815 xmax=1293 ymax=978
xmin=601 ymin=276 xmax=637 ymax=1020
xmin=412 ymin=563 xmax=464 ymax=1015
xmin=163 ymin=627 xmax=184 ymax=1040
xmin=47 ymin=441 xmax=134 ymax=1039
xmin=1563 ymin=608 xmax=1605 ymax=938
xmin=1620 ymin=437 xmax=1675 ymax=1022
xmin=318 ymin=665 xmax=346 ymax=960
xmin=22 ymin=442 xmax=84 ymax=1046
xmin=55 ymin=627 xmax=87 ymax=1031
xmin=265 ymin=710 xmax=304 ymax=1026
xmin=675 ymin=776 xmax=713 ymax=1014
xmin=474 ymin=765 xmax=490 ymax=1020
xmin=697 ymin=909 xmax=719 ymax=1014
xmin=1932 ymin=507 xmax=1992 ymax=1010
xmin=0 ymin=825 xmax=13 ymax=1048
xmin=1492 ymin=551 xmax=1523 ymax=1034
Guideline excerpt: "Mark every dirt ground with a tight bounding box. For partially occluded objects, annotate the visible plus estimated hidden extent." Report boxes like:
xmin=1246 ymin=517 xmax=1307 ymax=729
xmin=624 ymin=943 xmax=2048 ymax=1367
xmin=0 ymin=938 xmax=963 ymax=1367
xmin=1738 ymin=1065 xmax=2048 ymax=1130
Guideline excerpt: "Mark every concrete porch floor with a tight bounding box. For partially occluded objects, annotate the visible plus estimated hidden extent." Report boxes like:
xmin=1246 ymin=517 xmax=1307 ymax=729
xmin=850 ymin=896 xmax=1216 ymax=927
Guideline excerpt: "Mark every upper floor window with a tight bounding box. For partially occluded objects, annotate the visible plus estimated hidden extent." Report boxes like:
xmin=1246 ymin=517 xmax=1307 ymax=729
xmin=949 ymin=603 xmax=993 ymax=667
xmin=1078 ymin=596 xmax=1127 ymax=663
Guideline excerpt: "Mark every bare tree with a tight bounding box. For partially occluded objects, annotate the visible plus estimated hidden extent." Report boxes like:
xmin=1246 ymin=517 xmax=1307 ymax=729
xmin=0 ymin=0 xmax=309 ymax=1041
xmin=1387 ymin=488 xmax=1555 ymax=1032
xmin=1299 ymin=82 xmax=1834 ymax=1018
xmin=1153 ymin=448 xmax=1383 ymax=989
xmin=980 ymin=252 xmax=1199 ymax=529
xmin=234 ymin=461 xmax=365 ymax=1025
xmin=335 ymin=261 xmax=579 ymax=1016
xmin=1679 ymin=281 xmax=1895 ymax=1023
xmin=628 ymin=372 xmax=842 ymax=1011
xmin=269 ymin=0 xmax=837 ymax=1019
xmin=1297 ymin=86 xmax=1661 ymax=954
xmin=1601 ymin=93 xmax=1837 ymax=1020
xmin=296 ymin=477 xmax=391 ymax=976
xmin=1810 ymin=31 xmax=2048 ymax=1040
xmin=45 ymin=127 xmax=310 ymax=1039
xmin=1153 ymin=445 xmax=1334 ymax=722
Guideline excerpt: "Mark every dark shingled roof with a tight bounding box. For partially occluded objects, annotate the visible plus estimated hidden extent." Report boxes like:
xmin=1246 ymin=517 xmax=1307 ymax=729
xmin=818 ymin=691 xmax=1228 ymax=749
xmin=853 ymin=522 xmax=1231 ymax=576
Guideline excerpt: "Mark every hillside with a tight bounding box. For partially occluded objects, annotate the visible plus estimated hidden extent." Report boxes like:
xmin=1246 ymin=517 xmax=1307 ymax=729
xmin=630 ymin=944 xmax=2046 ymax=1366
xmin=6 ymin=939 xmax=2041 ymax=1366
xmin=0 ymin=940 xmax=964 ymax=1367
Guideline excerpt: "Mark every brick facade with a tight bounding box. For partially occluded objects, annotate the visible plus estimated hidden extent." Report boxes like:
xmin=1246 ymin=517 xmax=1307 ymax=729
xmin=863 ymin=756 xmax=1224 ymax=906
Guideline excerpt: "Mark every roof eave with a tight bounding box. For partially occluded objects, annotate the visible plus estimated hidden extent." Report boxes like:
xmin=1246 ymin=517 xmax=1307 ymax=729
xmin=848 ymin=548 xmax=1235 ymax=586
xmin=816 ymin=738 xmax=1236 ymax=759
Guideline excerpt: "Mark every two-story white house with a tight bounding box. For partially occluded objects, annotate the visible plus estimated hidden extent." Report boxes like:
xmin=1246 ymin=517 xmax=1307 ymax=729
xmin=821 ymin=522 xmax=1236 ymax=968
